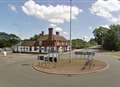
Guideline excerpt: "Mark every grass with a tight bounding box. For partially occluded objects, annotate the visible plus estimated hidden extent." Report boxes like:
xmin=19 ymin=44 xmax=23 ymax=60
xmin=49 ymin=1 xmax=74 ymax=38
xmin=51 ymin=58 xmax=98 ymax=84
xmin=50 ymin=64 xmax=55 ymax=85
xmin=111 ymin=51 xmax=120 ymax=56
xmin=34 ymin=58 xmax=105 ymax=69
xmin=113 ymin=51 xmax=120 ymax=56
xmin=33 ymin=58 xmax=107 ymax=75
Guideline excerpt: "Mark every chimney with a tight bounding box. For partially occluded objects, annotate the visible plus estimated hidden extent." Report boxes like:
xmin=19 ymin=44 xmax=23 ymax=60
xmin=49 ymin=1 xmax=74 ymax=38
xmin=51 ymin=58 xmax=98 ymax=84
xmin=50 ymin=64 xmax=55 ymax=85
xmin=48 ymin=28 xmax=53 ymax=40
xmin=56 ymin=32 xmax=59 ymax=36
xmin=41 ymin=31 xmax=44 ymax=35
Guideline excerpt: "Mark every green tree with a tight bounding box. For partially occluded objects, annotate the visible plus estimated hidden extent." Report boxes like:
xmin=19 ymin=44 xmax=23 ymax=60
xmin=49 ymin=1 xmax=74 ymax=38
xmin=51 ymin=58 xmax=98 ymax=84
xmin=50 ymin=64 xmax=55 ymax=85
xmin=93 ymin=27 xmax=108 ymax=45
xmin=9 ymin=34 xmax=21 ymax=46
xmin=30 ymin=34 xmax=39 ymax=40
xmin=88 ymin=38 xmax=97 ymax=46
xmin=0 ymin=32 xmax=21 ymax=48
xmin=103 ymin=25 xmax=120 ymax=51
xmin=72 ymin=39 xmax=89 ymax=49
xmin=93 ymin=24 xmax=120 ymax=51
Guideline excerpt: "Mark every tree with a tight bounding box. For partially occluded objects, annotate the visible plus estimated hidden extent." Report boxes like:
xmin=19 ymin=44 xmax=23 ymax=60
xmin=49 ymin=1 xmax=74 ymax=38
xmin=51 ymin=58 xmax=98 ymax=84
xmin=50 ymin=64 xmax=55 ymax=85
xmin=93 ymin=24 xmax=120 ymax=51
xmin=0 ymin=32 xmax=21 ymax=48
xmin=88 ymin=38 xmax=97 ymax=46
xmin=93 ymin=27 xmax=108 ymax=45
xmin=72 ymin=39 xmax=89 ymax=49
xmin=9 ymin=34 xmax=21 ymax=46
xmin=103 ymin=25 xmax=120 ymax=51
xmin=30 ymin=34 xmax=39 ymax=41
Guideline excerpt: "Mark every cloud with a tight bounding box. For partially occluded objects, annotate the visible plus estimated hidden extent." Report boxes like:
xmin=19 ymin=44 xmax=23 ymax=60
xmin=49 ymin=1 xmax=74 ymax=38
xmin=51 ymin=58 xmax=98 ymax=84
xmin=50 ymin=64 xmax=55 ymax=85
xmin=81 ymin=35 xmax=94 ymax=42
xmin=101 ymin=24 xmax=109 ymax=28
xmin=8 ymin=4 xmax=17 ymax=12
xmin=89 ymin=24 xmax=110 ymax=33
xmin=49 ymin=24 xmax=63 ymax=32
xmin=95 ymin=24 xmax=110 ymax=29
xmin=83 ymin=36 xmax=89 ymax=41
xmin=63 ymin=32 xmax=69 ymax=39
xmin=89 ymin=26 xmax=93 ymax=30
xmin=54 ymin=27 xmax=63 ymax=32
xmin=22 ymin=0 xmax=82 ymax=24
xmin=49 ymin=24 xmax=57 ymax=27
xmin=50 ymin=26 xmax=68 ymax=39
xmin=63 ymin=31 xmax=69 ymax=36
xmin=90 ymin=0 xmax=120 ymax=24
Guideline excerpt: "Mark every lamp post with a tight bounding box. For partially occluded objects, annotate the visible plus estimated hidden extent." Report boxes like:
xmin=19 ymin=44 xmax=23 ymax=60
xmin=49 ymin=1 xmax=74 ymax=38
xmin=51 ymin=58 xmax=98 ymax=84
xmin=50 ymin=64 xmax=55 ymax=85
xmin=69 ymin=0 xmax=72 ymax=63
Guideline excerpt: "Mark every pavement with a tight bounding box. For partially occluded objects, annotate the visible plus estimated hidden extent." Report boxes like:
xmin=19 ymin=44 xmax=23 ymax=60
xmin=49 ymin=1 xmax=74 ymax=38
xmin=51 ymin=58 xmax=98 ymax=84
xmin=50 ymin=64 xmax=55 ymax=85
xmin=0 ymin=49 xmax=120 ymax=87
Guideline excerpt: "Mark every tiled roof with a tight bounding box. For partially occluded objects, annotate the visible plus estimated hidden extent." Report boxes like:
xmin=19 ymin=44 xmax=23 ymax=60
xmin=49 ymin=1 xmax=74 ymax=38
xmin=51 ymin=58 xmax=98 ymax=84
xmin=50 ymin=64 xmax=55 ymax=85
xmin=20 ymin=34 xmax=67 ymax=46
xmin=37 ymin=34 xmax=67 ymax=41
xmin=21 ymin=40 xmax=36 ymax=46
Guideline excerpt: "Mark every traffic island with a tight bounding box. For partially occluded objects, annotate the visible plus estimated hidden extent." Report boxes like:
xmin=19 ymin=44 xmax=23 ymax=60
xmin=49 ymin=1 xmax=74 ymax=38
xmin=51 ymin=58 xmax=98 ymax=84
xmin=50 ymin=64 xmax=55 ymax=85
xmin=32 ymin=59 xmax=108 ymax=75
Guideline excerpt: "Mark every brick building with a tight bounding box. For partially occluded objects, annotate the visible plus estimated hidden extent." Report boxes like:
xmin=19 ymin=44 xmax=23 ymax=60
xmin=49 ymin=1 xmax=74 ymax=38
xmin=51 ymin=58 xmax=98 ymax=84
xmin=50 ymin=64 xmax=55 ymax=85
xmin=13 ymin=28 xmax=69 ymax=53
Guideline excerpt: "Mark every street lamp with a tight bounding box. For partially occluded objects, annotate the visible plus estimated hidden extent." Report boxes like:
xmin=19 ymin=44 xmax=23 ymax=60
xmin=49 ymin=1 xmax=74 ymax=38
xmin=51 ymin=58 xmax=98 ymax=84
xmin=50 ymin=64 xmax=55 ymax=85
xmin=69 ymin=0 xmax=72 ymax=63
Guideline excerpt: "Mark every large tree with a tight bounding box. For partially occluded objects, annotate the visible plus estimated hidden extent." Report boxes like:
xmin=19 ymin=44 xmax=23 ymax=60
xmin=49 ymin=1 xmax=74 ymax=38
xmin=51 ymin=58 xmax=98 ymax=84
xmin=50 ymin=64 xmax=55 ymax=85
xmin=0 ymin=32 xmax=21 ymax=48
xmin=93 ymin=27 xmax=108 ymax=45
xmin=103 ymin=25 xmax=120 ymax=51
xmin=93 ymin=24 xmax=120 ymax=51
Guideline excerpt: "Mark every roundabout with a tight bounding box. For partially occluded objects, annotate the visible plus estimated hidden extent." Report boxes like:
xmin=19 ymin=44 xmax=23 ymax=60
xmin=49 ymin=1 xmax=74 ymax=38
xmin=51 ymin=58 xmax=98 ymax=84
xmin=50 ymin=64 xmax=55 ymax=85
xmin=32 ymin=58 xmax=107 ymax=75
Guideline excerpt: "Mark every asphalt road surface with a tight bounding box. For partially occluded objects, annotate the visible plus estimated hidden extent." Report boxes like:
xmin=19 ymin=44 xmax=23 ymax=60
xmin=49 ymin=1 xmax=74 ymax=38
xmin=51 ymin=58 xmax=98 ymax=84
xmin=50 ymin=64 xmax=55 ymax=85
xmin=0 ymin=49 xmax=120 ymax=87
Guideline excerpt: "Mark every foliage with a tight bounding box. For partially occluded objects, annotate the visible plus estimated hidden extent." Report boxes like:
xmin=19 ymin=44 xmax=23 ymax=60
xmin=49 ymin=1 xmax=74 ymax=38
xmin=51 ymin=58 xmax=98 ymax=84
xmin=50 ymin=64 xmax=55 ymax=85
xmin=30 ymin=34 xmax=39 ymax=40
xmin=0 ymin=32 xmax=21 ymax=48
xmin=72 ymin=39 xmax=91 ymax=49
xmin=88 ymin=38 xmax=97 ymax=46
xmin=93 ymin=27 xmax=108 ymax=45
xmin=93 ymin=24 xmax=120 ymax=51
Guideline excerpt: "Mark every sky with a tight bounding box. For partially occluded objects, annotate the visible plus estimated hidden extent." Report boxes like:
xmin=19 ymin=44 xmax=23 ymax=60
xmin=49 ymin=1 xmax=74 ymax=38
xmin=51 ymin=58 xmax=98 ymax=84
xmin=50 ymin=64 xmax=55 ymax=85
xmin=0 ymin=0 xmax=120 ymax=41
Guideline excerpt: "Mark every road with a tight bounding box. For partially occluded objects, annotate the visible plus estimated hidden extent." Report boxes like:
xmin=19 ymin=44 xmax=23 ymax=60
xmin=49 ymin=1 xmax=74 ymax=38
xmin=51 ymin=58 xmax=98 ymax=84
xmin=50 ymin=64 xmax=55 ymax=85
xmin=0 ymin=49 xmax=120 ymax=87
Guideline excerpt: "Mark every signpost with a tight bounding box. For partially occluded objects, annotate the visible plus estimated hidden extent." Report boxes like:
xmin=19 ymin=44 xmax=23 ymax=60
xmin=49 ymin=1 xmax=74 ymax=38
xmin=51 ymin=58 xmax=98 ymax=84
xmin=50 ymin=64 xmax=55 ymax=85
xmin=75 ymin=51 xmax=95 ymax=69
xmin=75 ymin=51 xmax=95 ymax=59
